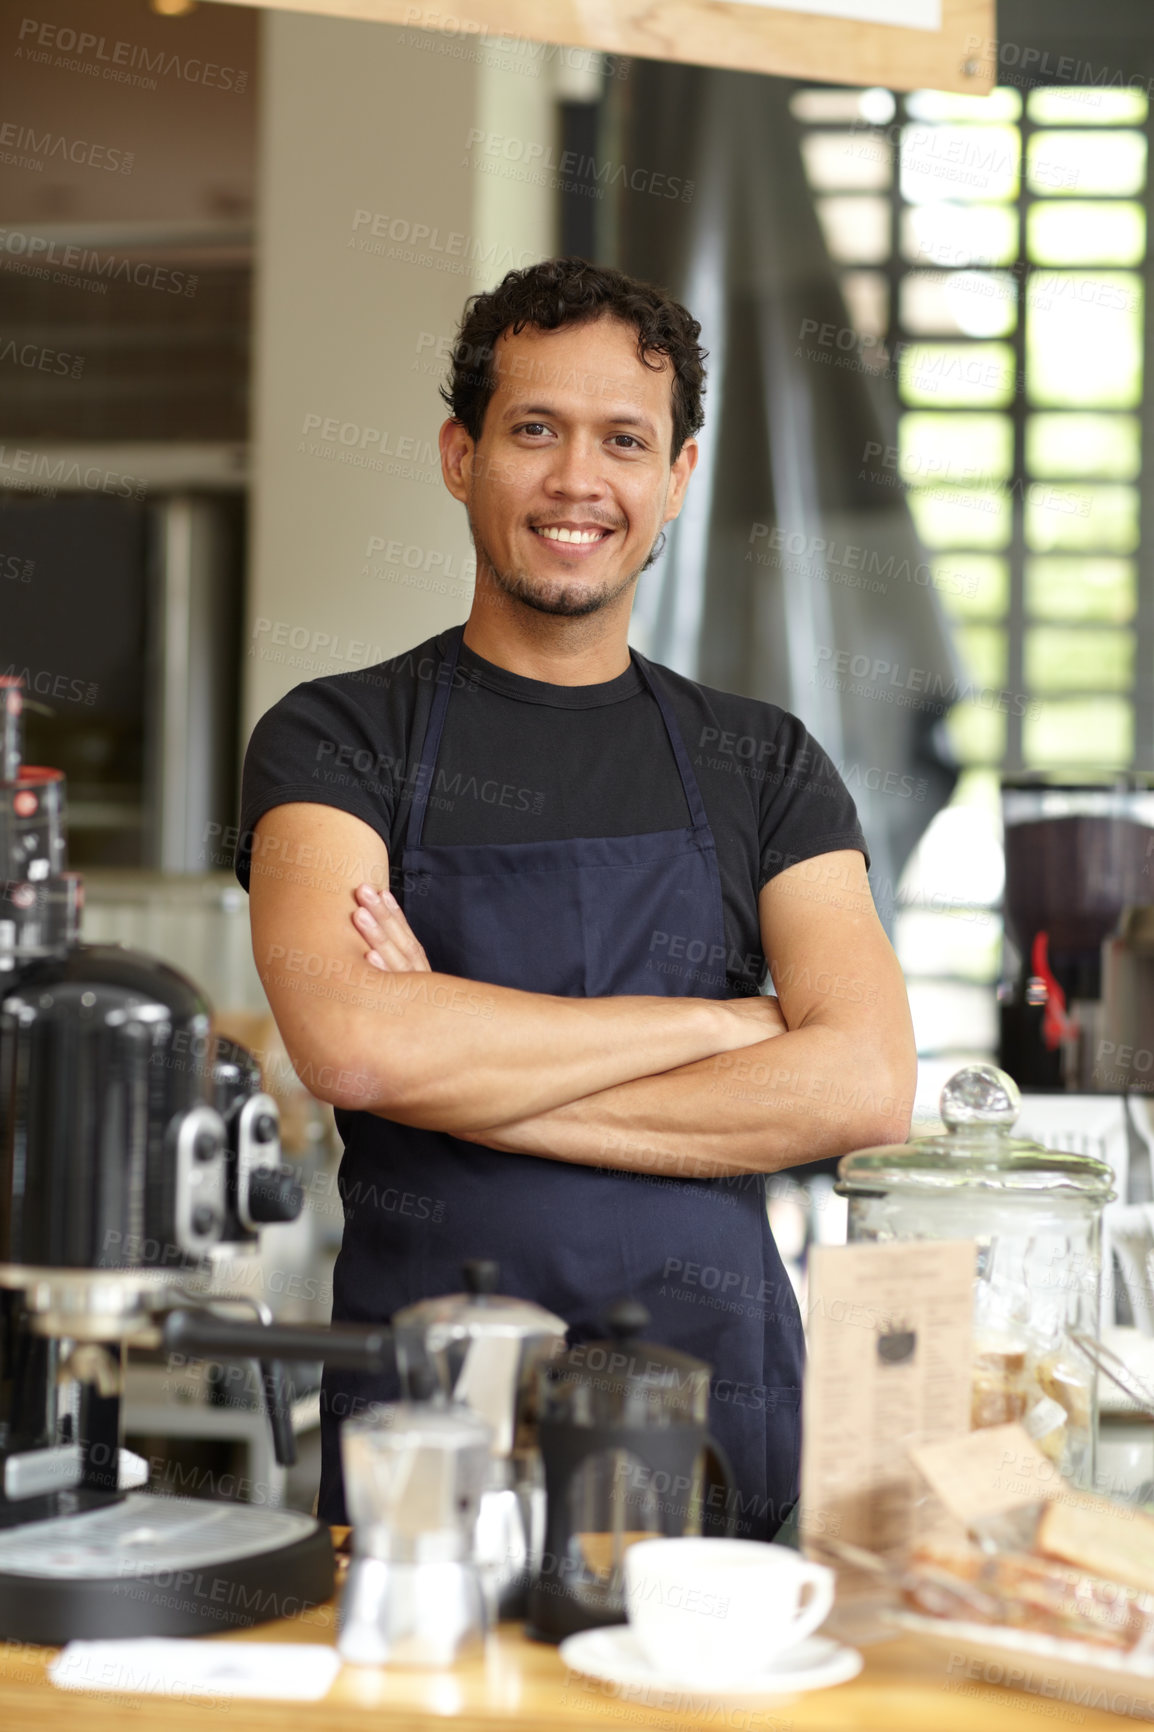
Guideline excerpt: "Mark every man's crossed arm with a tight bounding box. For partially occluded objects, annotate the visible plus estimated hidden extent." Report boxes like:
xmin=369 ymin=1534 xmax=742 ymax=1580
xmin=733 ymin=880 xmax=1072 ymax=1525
xmin=249 ymin=804 xmax=916 ymax=1180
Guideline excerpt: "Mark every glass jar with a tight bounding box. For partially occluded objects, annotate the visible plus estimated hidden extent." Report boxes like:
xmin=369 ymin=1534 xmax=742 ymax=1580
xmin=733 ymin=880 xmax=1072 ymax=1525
xmin=837 ymin=1064 xmax=1116 ymax=1487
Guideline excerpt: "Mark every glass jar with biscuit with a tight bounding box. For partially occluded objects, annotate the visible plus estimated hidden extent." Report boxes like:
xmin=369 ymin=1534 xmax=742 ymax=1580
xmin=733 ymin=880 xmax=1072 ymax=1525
xmin=837 ymin=1064 xmax=1116 ymax=1487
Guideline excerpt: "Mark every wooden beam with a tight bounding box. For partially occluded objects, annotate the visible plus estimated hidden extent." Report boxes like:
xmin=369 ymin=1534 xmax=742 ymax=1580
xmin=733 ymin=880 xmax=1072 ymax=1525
xmin=211 ymin=0 xmax=996 ymax=95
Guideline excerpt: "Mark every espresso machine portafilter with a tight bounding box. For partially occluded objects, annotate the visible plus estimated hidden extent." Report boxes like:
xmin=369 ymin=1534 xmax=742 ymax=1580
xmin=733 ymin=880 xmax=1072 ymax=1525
xmin=0 ymin=676 xmax=395 ymax=1643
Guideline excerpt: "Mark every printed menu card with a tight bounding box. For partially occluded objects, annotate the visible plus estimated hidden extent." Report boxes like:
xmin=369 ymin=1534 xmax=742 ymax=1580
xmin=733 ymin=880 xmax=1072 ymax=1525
xmin=801 ymin=1240 xmax=975 ymax=1586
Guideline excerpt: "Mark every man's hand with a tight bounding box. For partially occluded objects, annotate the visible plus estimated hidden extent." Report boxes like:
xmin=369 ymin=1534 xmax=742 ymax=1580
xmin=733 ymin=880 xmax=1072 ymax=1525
xmin=350 ymin=882 xmax=788 ymax=1040
xmin=352 ymin=884 xmax=431 ymax=974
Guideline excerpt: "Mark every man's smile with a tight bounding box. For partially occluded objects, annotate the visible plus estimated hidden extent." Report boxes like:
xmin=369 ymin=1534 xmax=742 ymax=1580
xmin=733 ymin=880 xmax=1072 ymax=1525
xmin=530 ymin=521 xmax=618 ymax=553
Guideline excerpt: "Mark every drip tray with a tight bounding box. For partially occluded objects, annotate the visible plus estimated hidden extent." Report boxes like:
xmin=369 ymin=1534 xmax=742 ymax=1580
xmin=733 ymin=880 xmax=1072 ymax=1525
xmin=0 ymin=1493 xmax=335 ymax=1645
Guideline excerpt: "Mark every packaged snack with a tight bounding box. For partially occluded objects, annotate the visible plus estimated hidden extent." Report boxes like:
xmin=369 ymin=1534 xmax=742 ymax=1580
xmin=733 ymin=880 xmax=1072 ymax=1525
xmin=902 ymin=1544 xmax=1154 ymax=1651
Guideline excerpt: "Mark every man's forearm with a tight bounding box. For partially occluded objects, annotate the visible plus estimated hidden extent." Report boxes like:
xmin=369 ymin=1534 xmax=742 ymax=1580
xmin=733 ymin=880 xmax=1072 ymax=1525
xmin=454 ymin=1023 xmax=915 ymax=1178
xmin=286 ymin=966 xmax=780 ymax=1124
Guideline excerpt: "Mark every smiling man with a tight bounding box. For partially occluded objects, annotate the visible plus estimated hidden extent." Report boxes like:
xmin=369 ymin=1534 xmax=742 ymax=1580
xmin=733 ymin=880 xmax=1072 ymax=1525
xmin=236 ymin=257 xmax=915 ymax=1540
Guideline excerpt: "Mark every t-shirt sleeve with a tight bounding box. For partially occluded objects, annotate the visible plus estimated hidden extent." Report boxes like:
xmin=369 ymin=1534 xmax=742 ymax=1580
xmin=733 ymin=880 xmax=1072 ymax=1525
xmin=757 ymin=709 xmax=870 ymax=889
xmin=233 ymin=679 xmax=396 ymax=892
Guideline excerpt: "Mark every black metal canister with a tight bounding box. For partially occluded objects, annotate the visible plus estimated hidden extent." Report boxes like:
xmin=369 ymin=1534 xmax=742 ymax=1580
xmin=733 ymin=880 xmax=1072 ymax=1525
xmin=0 ymin=944 xmax=227 ymax=1273
xmin=0 ymin=674 xmax=228 ymax=1286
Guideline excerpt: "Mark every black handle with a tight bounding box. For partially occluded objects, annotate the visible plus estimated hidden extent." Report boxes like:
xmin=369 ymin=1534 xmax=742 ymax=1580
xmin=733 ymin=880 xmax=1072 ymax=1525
xmin=462 ymin=1259 xmax=500 ymax=1297
xmin=162 ymin=1309 xmax=395 ymax=1372
xmin=258 ymin=1360 xmax=297 ymax=1469
xmin=703 ymin=1433 xmax=739 ymax=1538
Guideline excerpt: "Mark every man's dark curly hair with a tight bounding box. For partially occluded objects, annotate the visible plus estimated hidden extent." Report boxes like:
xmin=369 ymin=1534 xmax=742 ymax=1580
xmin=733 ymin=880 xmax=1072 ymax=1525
xmin=438 ymin=256 xmax=707 ymax=461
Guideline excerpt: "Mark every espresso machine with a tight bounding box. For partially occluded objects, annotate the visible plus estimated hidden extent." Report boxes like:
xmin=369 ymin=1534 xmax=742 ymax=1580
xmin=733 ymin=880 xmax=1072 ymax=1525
xmin=0 ymin=675 xmax=397 ymax=1643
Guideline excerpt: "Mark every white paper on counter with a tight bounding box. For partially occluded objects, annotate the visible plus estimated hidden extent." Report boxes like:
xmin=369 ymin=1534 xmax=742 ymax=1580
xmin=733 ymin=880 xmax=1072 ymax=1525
xmin=49 ymin=1640 xmax=342 ymax=1701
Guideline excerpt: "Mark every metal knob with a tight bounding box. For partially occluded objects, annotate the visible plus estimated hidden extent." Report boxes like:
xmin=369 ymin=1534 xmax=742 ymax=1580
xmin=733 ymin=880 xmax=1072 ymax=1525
xmin=193 ymin=1128 xmax=220 ymax=1163
xmin=247 ymin=1166 xmax=304 ymax=1224
xmin=604 ymin=1299 xmax=650 ymax=1340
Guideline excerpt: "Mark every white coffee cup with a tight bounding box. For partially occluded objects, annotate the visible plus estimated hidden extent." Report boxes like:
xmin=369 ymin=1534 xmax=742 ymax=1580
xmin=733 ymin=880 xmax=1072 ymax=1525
xmin=623 ymin=1537 xmax=834 ymax=1686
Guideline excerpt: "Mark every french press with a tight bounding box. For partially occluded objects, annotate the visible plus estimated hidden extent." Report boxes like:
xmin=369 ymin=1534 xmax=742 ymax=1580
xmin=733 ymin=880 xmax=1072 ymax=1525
xmin=526 ymin=1301 xmax=735 ymax=1643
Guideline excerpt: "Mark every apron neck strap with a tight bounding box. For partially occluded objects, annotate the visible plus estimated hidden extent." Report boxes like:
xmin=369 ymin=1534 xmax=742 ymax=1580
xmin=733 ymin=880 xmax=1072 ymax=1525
xmin=631 ymin=649 xmax=711 ymax=834
xmin=405 ymin=624 xmax=464 ymax=850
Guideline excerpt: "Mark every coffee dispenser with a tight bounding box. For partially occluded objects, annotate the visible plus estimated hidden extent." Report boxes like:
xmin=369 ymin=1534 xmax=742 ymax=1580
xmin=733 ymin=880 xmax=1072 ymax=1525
xmin=526 ymin=1301 xmax=735 ymax=1643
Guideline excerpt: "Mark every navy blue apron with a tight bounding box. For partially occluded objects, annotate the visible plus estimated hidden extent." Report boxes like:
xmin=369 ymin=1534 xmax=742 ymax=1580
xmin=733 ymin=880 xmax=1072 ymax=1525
xmin=317 ymin=625 xmax=804 ymax=1539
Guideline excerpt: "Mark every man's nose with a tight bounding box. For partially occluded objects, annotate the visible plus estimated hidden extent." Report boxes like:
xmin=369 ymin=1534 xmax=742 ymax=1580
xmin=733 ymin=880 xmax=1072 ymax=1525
xmin=544 ymin=438 xmax=605 ymax=495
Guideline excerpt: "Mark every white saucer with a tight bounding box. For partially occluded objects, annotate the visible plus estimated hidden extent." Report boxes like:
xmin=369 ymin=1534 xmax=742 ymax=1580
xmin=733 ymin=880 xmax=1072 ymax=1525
xmin=559 ymin=1626 xmax=863 ymax=1700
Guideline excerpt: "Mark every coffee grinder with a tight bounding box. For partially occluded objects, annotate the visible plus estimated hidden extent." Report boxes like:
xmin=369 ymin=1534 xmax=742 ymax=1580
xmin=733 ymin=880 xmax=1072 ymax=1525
xmin=998 ymin=778 xmax=1154 ymax=1090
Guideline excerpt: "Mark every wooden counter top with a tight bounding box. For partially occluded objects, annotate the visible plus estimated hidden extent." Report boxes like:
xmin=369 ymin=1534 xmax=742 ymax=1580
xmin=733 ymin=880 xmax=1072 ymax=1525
xmin=0 ymin=1538 xmax=1139 ymax=1732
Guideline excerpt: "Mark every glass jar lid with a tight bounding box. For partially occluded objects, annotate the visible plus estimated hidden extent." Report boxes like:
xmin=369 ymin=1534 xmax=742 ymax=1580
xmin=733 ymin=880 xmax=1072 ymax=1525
xmin=836 ymin=1064 xmax=1117 ymax=1200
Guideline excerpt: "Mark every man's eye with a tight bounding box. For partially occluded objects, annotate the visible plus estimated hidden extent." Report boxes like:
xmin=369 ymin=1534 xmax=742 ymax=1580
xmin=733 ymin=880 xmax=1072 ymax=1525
xmin=611 ymin=434 xmax=641 ymax=449
xmin=518 ymin=423 xmax=549 ymax=437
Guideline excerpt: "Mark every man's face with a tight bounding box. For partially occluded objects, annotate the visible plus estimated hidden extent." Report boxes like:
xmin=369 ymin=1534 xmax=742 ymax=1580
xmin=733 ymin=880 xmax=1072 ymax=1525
xmin=439 ymin=314 xmax=698 ymax=618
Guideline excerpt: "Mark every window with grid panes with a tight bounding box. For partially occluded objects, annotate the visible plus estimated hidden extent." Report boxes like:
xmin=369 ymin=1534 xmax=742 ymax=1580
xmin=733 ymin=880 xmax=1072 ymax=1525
xmin=792 ymin=83 xmax=1151 ymax=1089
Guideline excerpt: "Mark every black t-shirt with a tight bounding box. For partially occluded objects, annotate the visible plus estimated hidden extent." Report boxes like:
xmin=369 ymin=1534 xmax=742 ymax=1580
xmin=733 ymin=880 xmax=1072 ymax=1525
xmin=234 ymin=629 xmax=868 ymax=997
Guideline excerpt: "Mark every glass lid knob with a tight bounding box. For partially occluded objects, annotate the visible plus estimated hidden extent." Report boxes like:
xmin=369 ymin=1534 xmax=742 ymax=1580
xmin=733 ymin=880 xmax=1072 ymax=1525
xmin=939 ymin=1063 xmax=1021 ymax=1132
